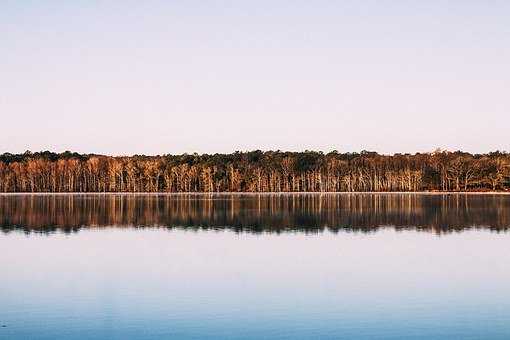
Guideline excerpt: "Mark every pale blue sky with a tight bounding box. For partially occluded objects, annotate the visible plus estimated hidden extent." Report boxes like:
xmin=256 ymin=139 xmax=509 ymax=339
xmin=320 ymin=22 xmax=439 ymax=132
xmin=1 ymin=1 xmax=509 ymax=155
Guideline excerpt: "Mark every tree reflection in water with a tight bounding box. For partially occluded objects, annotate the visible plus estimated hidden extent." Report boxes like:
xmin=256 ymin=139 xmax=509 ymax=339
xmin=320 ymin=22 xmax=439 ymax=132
xmin=1 ymin=193 xmax=509 ymax=235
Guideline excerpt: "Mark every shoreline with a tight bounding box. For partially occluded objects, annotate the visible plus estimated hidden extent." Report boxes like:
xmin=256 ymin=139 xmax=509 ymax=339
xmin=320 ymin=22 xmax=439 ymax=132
xmin=1 ymin=191 xmax=509 ymax=196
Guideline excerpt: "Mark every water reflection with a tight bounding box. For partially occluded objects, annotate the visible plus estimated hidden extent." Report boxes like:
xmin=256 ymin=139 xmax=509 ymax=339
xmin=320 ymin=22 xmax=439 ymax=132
xmin=1 ymin=193 xmax=509 ymax=234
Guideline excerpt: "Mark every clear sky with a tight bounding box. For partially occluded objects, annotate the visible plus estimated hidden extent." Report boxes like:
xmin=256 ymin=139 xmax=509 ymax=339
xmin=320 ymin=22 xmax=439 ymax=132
xmin=1 ymin=1 xmax=509 ymax=155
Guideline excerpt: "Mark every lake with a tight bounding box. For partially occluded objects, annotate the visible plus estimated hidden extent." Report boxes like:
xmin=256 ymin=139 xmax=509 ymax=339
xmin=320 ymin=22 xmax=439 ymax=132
xmin=1 ymin=193 xmax=510 ymax=339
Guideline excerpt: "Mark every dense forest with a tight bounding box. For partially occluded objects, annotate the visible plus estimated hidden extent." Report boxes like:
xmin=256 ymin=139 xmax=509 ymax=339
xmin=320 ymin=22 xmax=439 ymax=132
xmin=0 ymin=150 xmax=509 ymax=192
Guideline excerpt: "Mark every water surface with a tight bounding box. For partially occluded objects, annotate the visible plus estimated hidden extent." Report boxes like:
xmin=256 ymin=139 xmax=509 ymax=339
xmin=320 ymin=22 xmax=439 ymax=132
xmin=1 ymin=194 xmax=509 ymax=339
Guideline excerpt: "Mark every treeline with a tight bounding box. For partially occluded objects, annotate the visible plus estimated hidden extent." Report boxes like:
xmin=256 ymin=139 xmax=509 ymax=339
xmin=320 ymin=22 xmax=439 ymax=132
xmin=0 ymin=150 xmax=509 ymax=192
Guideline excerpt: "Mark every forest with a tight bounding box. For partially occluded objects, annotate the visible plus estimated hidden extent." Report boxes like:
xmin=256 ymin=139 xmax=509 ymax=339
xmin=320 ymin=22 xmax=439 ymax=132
xmin=0 ymin=150 xmax=509 ymax=192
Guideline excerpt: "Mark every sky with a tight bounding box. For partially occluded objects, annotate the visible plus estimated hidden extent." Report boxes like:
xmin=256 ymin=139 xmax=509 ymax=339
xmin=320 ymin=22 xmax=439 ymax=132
xmin=1 ymin=1 xmax=509 ymax=155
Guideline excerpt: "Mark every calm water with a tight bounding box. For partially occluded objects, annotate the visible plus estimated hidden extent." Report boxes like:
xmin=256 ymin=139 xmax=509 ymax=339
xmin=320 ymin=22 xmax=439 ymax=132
xmin=1 ymin=193 xmax=510 ymax=340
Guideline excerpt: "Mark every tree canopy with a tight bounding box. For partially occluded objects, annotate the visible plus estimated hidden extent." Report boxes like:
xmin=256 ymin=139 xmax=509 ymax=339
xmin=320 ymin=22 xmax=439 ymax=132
xmin=0 ymin=150 xmax=509 ymax=192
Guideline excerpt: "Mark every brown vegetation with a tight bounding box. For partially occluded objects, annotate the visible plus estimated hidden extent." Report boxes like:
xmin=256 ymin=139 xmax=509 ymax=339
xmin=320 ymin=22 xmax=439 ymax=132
xmin=0 ymin=150 xmax=509 ymax=192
